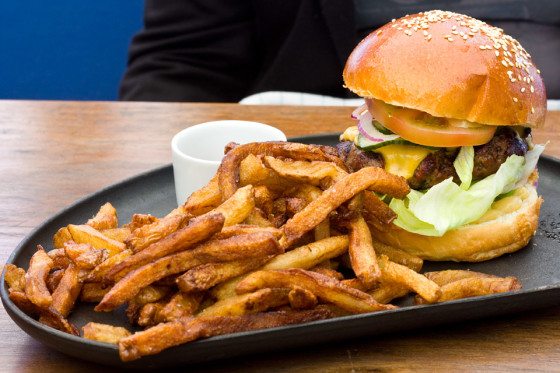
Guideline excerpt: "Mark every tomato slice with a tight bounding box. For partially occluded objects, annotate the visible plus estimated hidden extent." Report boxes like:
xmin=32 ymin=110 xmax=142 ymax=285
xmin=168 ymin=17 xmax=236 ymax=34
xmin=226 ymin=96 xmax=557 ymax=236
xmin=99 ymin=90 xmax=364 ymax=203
xmin=366 ymin=98 xmax=497 ymax=147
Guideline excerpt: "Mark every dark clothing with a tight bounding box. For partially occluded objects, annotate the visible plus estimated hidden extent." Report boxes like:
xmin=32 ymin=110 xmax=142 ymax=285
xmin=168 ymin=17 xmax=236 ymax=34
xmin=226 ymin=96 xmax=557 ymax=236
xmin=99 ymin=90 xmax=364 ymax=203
xmin=119 ymin=0 xmax=560 ymax=102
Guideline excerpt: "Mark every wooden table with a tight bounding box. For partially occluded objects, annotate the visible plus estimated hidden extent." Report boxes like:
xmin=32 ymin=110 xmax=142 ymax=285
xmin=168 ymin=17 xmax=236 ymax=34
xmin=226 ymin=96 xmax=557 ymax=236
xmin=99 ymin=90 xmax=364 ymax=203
xmin=1 ymin=100 xmax=559 ymax=372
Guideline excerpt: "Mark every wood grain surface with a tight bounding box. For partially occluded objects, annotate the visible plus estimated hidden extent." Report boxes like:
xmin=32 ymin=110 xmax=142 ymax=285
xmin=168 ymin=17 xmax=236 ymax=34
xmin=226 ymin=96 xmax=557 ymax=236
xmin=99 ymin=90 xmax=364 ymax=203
xmin=0 ymin=100 xmax=559 ymax=372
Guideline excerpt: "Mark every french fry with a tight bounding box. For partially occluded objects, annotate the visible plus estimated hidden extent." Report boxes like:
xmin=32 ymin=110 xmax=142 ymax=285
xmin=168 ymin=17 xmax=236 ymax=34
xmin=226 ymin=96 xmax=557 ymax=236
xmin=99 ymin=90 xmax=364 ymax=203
xmin=38 ymin=308 xmax=79 ymax=335
xmin=423 ymin=270 xmax=493 ymax=286
xmin=87 ymin=202 xmax=118 ymax=230
xmin=134 ymin=285 xmax=172 ymax=306
xmin=236 ymin=269 xmax=394 ymax=313
xmin=159 ymin=292 xmax=203 ymax=322
xmin=243 ymin=208 xmax=276 ymax=228
xmin=96 ymin=232 xmax=281 ymax=311
xmin=51 ymin=264 xmax=82 ymax=317
xmin=288 ymin=286 xmax=318 ymax=310
xmin=378 ymin=255 xmax=440 ymax=303
xmin=73 ymin=248 xmax=108 ymax=270
xmin=80 ymin=283 xmax=111 ymax=303
xmin=239 ymin=154 xmax=291 ymax=192
xmin=176 ymin=257 xmax=272 ymax=293
xmin=293 ymin=184 xmax=331 ymax=241
xmin=218 ymin=142 xmax=346 ymax=200
xmin=200 ymin=288 xmax=289 ymax=317
xmin=369 ymin=283 xmax=410 ymax=304
xmin=182 ymin=174 xmax=222 ymax=215
xmin=125 ymin=213 xmax=190 ymax=253
xmin=82 ymin=322 xmax=131 ymax=344
xmin=373 ymin=241 xmax=423 ymax=272
xmin=67 ymin=224 xmax=125 ymax=256
xmin=53 ymin=227 xmax=72 ymax=249
xmin=63 ymin=241 xmax=93 ymax=261
xmin=347 ymin=215 xmax=380 ymax=288
xmin=310 ymin=267 xmax=344 ymax=281
xmin=119 ymin=307 xmax=337 ymax=361
xmin=217 ymin=224 xmax=282 ymax=240
xmin=362 ymin=191 xmax=397 ymax=226
xmin=281 ymin=167 xmax=409 ymax=248
xmin=106 ymin=213 xmax=225 ymax=281
xmin=432 ymin=276 xmax=521 ymax=303
xmin=47 ymin=248 xmax=71 ymax=269
xmin=198 ymin=185 xmax=255 ymax=227
xmin=263 ymin=156 xmax=347 ymax=186
xmin=101 ymin=227 xmax=132 ymax=243
xmin=85 ymin=249 xmax=132 ymax=283
xmin=123 ymin=214 xmax=158 ymax=231
xmin=8 ymin=291 xmax=41 ymax=317
xmin=3 ymin=264 xmax=26 ymax=292
xmin=46 ymin=269 xmax=64 ymax=293
xmin=25 ymin=246 xmax=54 ymax=308
xmin=138 ymin=301 xmax=167 ymax=327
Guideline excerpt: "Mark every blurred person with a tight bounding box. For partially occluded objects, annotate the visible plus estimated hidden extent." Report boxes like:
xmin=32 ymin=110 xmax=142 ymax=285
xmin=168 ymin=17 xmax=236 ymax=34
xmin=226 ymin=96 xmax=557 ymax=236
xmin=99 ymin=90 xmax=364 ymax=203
xmin=119 ymin=0 xmax=560 ymax=103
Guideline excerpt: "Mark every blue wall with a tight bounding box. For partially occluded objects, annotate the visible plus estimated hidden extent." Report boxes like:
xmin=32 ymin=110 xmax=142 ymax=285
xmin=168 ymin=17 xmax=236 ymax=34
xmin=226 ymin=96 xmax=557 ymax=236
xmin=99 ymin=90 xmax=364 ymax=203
xmin=0 ymin=2 xmax=144 ymax=100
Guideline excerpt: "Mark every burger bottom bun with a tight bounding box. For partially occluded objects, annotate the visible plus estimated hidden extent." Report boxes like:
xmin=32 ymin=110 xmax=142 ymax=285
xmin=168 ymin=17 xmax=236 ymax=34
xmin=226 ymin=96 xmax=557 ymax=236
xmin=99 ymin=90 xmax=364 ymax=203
xmin=369 ymin=182 xmax=542 ymax=262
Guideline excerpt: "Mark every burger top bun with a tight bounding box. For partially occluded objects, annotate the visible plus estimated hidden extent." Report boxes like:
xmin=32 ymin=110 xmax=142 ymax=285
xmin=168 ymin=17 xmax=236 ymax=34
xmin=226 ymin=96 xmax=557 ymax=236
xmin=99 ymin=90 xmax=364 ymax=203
xmin=343 ymin=10 xmax=546 ymax=128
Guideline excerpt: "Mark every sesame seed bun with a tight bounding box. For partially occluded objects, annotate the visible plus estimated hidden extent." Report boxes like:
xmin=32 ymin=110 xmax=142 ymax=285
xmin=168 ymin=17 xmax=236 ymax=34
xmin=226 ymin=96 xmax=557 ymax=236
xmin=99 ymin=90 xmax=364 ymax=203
xmin=343 ymin=10 xmax=547 ymax=128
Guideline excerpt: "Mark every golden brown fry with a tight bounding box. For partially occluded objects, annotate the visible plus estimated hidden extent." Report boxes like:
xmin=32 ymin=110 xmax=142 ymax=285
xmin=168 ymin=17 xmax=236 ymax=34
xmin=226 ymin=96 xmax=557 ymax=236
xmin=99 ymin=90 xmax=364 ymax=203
xmin=3 ymin=264 xmax=26 ymax=292
xmin=53 ymin=227 xmax=72 ymax=249
xmin=378 ymin=255 xmax=440 ymax=303
xmin=182 ymin=174 xmax=222 ymax=215
xmin=198 ymin=185 xmax=255 ymax=227
xmin=63 ymin=241 xmax=93 ymax=261
xmin=423 ymin=270 xmax=493 ymax=286
xmin=362 ymin=191 xmax=397 ymax=226
xmin=416 ymin=273 xmax=521 ymax=304
xmin=159 ymin=292 xmax=203 ymax=322
xmin=217 ymin=224 xmax=282 ymax=240
xmin=347 ymin=215 xmax=380 ymax=288
xmin=243 ymin=208 xmax=275 ymax=228
xmin=282 ymin=167 xmax=409 ymax=248
xmin=369 ymin=283 xmax=410 ymax=304
xmin=82 ymin=322 xmax=131 ymax=344
xmin=177 ymin=257 xmax=272 ymax=293
xmin=125 ymin=213 xmax=190 ymax=253
xmin=219 ymin=142 xmax=346 ymax=201
xmin=123 ymin=214 xmax=158 ymax=231
xmin=80 ymin=282 xmax=111 ymax=302
xmin=38 ymin=307 xmax=79 ymax=335
xmin=373 ymin=241 xmax=423 ymax=272
xmin=200 ymin=288 xmax=289 ymax=317
xmin=25 ymin=246 xmax=54 ymax=308
xmin=96 ymin=232 xmax=281 ymax=311
xmin=293 ymin=184 xmax=331 ymax=241
xmin=101 ymin=227 xmax=132 ymax=243
xmin=138 ymin=301 xmax=167 ymax=327
xmin=47 ymin=248 xmax=71 ymax=269
xmin=310 ymin=267 xmax=344 ymax=281
xmin=85 ymin=249 xmax=132 ymax=283
xmin=87 ymin=202 xmax=118 ymax=230
xmin=119 ymin=307 xmax=337 ymax=361
xmin=263 ymin=156 xmax=347 ymax=186
xmin=106 ymin=213 xmax=225 ymax=282
xmin=73 ymin=248 xmax=108 ymax=270
xmin=253 ymin=185 xmax=275 ymax=213
xmin=46 ymin=269 xmax=64 ymax=293
xmin=288 ymin=286 xmax=318 ymax=310
xmin=67 ymin=224 xmax=125 ymax=256
xmin=51 ymin=264 xmax=82 ymax=317
xmin=237 ymin=269 xmax=394 ymax=314
xmin=239 ymin=154 xmax=292 ymax=192
xmin=134 ymin=285 xmax=172 ymax=306
xmin=8 ymin=291 xmax=41 ymax=317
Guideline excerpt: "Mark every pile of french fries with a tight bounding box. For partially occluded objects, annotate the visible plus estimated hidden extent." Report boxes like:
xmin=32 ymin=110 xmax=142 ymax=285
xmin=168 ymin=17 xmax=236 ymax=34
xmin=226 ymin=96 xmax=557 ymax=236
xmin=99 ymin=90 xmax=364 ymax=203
xmin=3 ymin=141 xmax=521 ymax=362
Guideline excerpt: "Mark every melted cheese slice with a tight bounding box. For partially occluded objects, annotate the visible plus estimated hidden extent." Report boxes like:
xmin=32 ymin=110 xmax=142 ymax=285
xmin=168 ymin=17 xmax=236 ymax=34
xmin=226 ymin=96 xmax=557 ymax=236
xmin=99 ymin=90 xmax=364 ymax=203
xmin=374 ymin=144 xmax=433 ymax=180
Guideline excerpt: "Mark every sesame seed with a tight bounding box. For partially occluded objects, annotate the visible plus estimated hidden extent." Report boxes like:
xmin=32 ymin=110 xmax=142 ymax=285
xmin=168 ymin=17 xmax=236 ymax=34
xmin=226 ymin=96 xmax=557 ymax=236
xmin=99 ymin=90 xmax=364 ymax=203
xmin=537 ymin=69 xmax=541 ymax=74
xmin=448 ymin=37 xmax=454 ymax=42
xmin=501 ymin=60 xmax=508 ymax=67
xmin=513 ymin=97 xmax=518 ymax=102
xmin=423 ymin=30 xmax=428 ymax=36
xmin=495 ymin=50 xmax=500 ymax=57
xmin=479 ymin=45 xmax=486 ymax=50
xmin=391 ymin=18 xmax=396 ymax=22
xmin=521 ymin=87 xmax=526 ymax=93
xmin=531 ymin=107 xmax=535 ymax=113
xmin=427 ymin=34 xmax=432 ymax=41
xmin=530 ymin=85 xmax=534 ymax=93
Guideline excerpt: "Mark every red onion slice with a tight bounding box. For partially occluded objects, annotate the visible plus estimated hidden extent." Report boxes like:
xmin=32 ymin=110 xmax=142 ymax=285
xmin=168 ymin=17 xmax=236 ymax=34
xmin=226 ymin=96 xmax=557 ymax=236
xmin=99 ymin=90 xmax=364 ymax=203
xmin=351 ymin=103 xmax=368 ymax=119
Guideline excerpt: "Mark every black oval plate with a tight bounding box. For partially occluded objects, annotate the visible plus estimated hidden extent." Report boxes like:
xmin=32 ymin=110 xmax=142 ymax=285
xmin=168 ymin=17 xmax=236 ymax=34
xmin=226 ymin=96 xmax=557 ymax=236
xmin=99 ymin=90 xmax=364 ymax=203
xmin=2 ymin=134 xmax=560 ymax=368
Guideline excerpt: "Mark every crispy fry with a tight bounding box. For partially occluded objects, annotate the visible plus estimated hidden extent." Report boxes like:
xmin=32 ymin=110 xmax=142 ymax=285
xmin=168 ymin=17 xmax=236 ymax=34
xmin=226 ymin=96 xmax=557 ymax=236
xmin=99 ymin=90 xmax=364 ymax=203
xmin=243 ymin=208 xmax=276 ymax=227
xmin=63 ymin=241 xmax=93 ymax=261
xmin=182 ymin=174 xmax=222 ymax=215
xmin=217 ymin=224 xmax=282 ymax=240
xmin=177 ymin=257 xmax=272 ymax=293
xmin=9 ymin=291 xmax=41 ymax=317
xmin=119 ymin=307 xmax=336 ymax=361
xmin=211 ymin=236 xmax=349 ymax=301
xmin=47 ymin=248 xmax=71 ymax=269
xmin=101 ymin=227 xmax=132 ymax=243
xmin=125 ymin=213 xmax=190 ymax=253
xmin=347 ymin=215 xmax=380 ymax=288
xmin=87 ymin=202 xmax=118 ymax=230
xmin=373 ymin=241 xmax=423 ymax=272
xmin=25 ymin=246 xmax=54 ymax=308
xmin=53 ymin=227 xmax=72 ymax=249
xmin=263 ymin=156 xmax=347 ymax=186
xmin=237 ymin=269 xmax=394 ymax=313
xmin=423 ymin=270 xmax=494 ymax=286
xmin=198 ymin=185 xmax=255 ymax=227
xmin=51 ymin=264 xmax=82 ymax=317
xmin=159 ymin=292 xmax=203 ymax=322
xmin=82 ymin=322 xmax=131 ymax=344
xmin=200 ymin=288 xmax=289 ymax=317
xmin=293 ymin=184 xmax=331 ymax=241
xmin=80 ymin=282 xmax=111 ymax=302
xmin=46 ymin=269 xmax=64 ymax=293
xmin=67 ymin=224 xmax=125 ymax=256
xmin=362 ymin=191 xmax=397 ymax=226
xmin=288 ymin=286 xmax=318 ymax=310
xmin=38 ymin=307 xmax=79 ymax=335
xmin=369 ymin=283 xmax=410 ymax=304
xmin=378 ymin=255 xmax=440 ymax=303
xmin=134 ymin=285 xmax=172 ymax=306
xmin=311 ymin=267 xmax=344 ymax=281
xmin=282 ymin=167 xmax=409 ymax=248
xmin=239 ymin=154 xmax=292 ymax=192
xmin=73 ymin=248 xmax=108 ymax=270
xmin=96 ymin=232 xmax=281 ymax=311
xmin=3 ymin=264 xmax=26 ymax=292
xmin=106 ymin=213 xmax=225 ymax=281
xmin=138 ymin=301 xmax=167 ymax=327
xmin=85 ymin=249 xmax=132 ymax=283
xmin=218 ymin=142 xmax=346 ymax=201
xmin=253 ymin=185 xmax=275 ymax=213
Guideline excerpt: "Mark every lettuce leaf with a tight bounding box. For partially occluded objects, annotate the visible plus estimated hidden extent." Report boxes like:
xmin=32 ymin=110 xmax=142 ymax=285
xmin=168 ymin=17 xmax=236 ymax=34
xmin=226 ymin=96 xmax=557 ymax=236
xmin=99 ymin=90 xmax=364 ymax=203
xmin=389 ymin=154 xmax=525 ymax=236
xmin=453 ymin=146 xmax=474 ymax=190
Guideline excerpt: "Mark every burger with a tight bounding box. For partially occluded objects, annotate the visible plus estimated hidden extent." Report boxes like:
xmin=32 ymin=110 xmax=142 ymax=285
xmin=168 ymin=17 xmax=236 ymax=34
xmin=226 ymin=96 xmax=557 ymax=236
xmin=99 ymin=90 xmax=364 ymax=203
xmin=339 ymin=10 xmax=547 ymax=261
